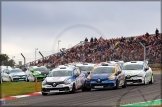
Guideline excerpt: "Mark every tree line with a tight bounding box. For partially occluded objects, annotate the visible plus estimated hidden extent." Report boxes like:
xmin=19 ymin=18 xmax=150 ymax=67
xmin=0 ymin=54 xmax=15 ymax=67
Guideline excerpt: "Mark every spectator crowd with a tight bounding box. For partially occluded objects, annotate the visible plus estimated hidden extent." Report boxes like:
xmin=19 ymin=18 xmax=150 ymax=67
xmin=28 ymin=28 xmax=161 ymax=68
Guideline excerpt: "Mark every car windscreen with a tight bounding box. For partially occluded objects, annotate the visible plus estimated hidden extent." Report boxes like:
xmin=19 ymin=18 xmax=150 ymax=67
xmin=122 ymin=64 xmax=143 ymax=70
xmin=77 ymin=66 xmax=93 ymax=72
xmin=10 ymin=69 xmax=23 ymax=73
xmin=34 ymin=67 xmax=48 ymax=71
xmin=91 ymin=67 xmax=114 ymax=74
xmin=48 ymin=70 xmax=72 ymax=77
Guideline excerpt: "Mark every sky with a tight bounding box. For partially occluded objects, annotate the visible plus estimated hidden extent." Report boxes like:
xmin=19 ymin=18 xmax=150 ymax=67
xmin=1 ymin=1 xmax=161 ymax=65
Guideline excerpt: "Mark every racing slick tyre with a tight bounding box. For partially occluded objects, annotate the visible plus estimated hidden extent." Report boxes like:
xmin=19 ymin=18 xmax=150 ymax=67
xmin=26 ymin=76 xmax=29 ymax=82
xmin=86 ymin=88 xmax=91 ymax=91
xmin=82 ymin=82 xmax=91 ymax=91
xmin=9 ymin=77 xmax=12 ymax=82
xmin=114 ymin=80 xmax=119 ymax=90
xmin=0 ymin=78 xmax=2 ymax=84
xmin=42 ymin=92 xmax=48 ymax=96
xmin=122 ymin=79 xmax=127 ymax=88
xmin=144 ymin=76 xmax=147 ymax=85
xmin=82 ymin=86 xmax=87 ymax=92
xmin=149 ymin=75 xmax=154 ymax=84
xmin=70 ymin=83 xmax=76 ymax=93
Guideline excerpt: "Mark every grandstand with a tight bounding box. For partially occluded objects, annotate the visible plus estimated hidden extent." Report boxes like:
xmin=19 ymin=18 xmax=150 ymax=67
xmin=26 ymin=32 xmax=162 ymax=69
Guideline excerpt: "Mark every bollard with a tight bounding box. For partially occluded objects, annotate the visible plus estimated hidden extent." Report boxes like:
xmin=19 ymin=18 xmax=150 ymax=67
xmin=35 ymin=77 xmax=38 ymax=92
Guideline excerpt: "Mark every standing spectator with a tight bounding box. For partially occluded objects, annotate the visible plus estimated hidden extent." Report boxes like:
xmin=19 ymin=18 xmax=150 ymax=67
xmin=90 ymin=37 xmax=93 ymax=42
xmin=84 ymin=37 xmax=88 ymax=42
xmin=145 ymin=32 xmax=150 ymax=38
xmin=155 ymin=28 xmax=159 ymax=38
xmin=94 ymin=37 xmax=97 ymax=42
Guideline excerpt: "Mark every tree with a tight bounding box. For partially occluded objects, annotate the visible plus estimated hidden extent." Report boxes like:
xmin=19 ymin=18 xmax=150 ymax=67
xmin=0 ymin=54 xmax=15 ymax=67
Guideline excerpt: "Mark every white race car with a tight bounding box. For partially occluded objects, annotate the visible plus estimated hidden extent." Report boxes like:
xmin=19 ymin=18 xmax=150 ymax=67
xmin=41 ymin=65 xmax=87 ymax=96
xmin=2 ymin=68 xmax=27 ymax=82
xmin=122 ymin=61 xmax=153 ymax=85
xmin=1 ymin=66 xmax=13 ymax=82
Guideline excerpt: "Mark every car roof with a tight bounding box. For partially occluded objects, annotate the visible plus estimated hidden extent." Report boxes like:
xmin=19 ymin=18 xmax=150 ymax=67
xmin=109 ymin=60 xmax=124 ymax=63
xmin=11 ymin=68 xmax=22 ymax=71
xmin=124 ymin=61 xmax=144 ymax=65
xmin=76 ymin=63 xmax=95 ymax=66
xmin=53 ymin=65 xmax=75 ymax=71
xmin=31 ymin=66 xmax=46 ymax=68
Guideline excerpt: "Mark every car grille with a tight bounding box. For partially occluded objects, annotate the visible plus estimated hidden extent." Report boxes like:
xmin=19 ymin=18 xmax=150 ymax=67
xmin=42 ymin=87 xmax=70 ymax=92
xmin=127 ymin=79 xmax=142 ymax=83
xmin=46 ymin=81 xmax=64 ymax=85
xmin=91 ymin=83 xmax=114 ymax=87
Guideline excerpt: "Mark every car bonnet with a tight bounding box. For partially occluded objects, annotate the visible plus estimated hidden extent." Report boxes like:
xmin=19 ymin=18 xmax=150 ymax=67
xmin=46 ymin=76 xmax=71 ymax=82
xmin=123 ymin=70 xmax=143 ymax=76
xmin=90 ymin=73 xmax=113 ymax=80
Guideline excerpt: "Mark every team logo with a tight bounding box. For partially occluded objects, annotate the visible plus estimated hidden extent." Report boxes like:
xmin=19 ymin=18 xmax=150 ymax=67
xmin=97 ymin=78 xmax=101 ymax=82
xmin=53 ymin=83 xmax=56 ymax=87
xmin=127 ymin=75 xmax=131 ymax=79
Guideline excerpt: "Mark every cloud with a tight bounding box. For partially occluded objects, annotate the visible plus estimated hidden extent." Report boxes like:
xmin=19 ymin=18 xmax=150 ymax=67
xmin=1 ymin=1 xmax=161 ymax=64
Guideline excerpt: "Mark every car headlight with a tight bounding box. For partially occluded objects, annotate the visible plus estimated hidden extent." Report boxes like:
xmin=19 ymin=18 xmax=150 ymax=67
xmin=64 ymin=79 xmax=72 ymax=85
xmin=86 ymin=78 xmax=90 ymax=82
xmin=12 ymin=75 xmax=16 ymax=77
xmin=108 ymin=76 xmax=116 ymax=80
xmin=137 ymin=72 xmax=144 ymax=77
xmin=22 ymin=75 xmax=26 ymax=77
xmin=42 ymin=79 xmax=47 ymax=86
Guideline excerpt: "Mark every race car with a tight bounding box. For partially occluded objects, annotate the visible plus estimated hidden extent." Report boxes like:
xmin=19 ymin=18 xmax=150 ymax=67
xmin=84 ymin=63 xmax=127 ymax=91
xmin=26 ymin=66 xmax=50 ymax=82
xmin=122 ymin=61 xmax=153 ymax=85
xmin=41 ymin=65 xmax=87 ymax=95
xmin=108 ymin=60 xmax=124 ymax=69
xmin=2 ymin=68 xmax=27 ymax=82
xmin=76 ymin=63 xmax=96 ymax=77
xmin=1 ymin=67 xmax=13 ymax=82
xmin=0 ymin=71 xmax=3 ymax=84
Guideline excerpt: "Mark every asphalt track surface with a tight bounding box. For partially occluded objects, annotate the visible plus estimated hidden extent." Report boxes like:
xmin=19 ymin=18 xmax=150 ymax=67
xmin=2 ymin=74 xmax=161 ymax=107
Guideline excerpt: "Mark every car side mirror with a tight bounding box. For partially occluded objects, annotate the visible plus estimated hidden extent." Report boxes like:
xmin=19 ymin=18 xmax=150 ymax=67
xmin=74 ymin=73 xmax=79 ymax=77
xmin=44 ymin=74 xmax=47 ymax=78
xmin=118 ymin=71 xmax=121 ymax=74
xmin=87 ymin=71 xmax=90 ymax=74
xmin=144 ymin=68 xmax=148 ymax=71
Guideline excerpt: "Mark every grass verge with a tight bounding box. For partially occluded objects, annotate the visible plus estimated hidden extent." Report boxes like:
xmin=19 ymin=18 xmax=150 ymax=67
xmin=0 ymin=82 xmax=42 ymax=98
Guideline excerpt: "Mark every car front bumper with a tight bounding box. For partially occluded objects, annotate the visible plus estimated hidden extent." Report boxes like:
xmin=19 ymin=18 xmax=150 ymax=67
xmin=42 ymin=84 xmax=73 ymax=93
xmin=126 ymin=76 xmax=144 ymax=84
xmin=85 ymin=80 xmax=116 ymax=89
xmin=12 ymin=77 xmax=26 ymax=81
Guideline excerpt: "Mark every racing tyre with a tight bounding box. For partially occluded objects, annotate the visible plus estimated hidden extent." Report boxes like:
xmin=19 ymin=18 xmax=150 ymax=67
xmin=42 ymin=92 xmax=48 ymax=96
xmin=114 ymin=80 xmax=119 ymax=89
xmin=9 ymin=77 xmax=12 ymax=82
xmin=122 ymin=79 xmax=127 ymax=88
xmin=70 ymin=83 xmax=76 ymax=93
xmin=0 ymin=78 xmax=2 ymax=84
xmin=86 ymin=88 xmax=91 ymax=91
xmin=26 ymin=76 xmax=29 ymax=82
xmin=144 ymin=77 xmax=147 ymax=85
xmin=82 ymin=86 xmax=87 ymax=92
xmin=149 ymin=75 xmax=154 ymax=84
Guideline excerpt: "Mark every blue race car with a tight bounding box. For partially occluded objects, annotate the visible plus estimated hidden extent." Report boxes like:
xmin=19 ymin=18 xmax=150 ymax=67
xmin=84 ymin=63 xmax=127 ymax=91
